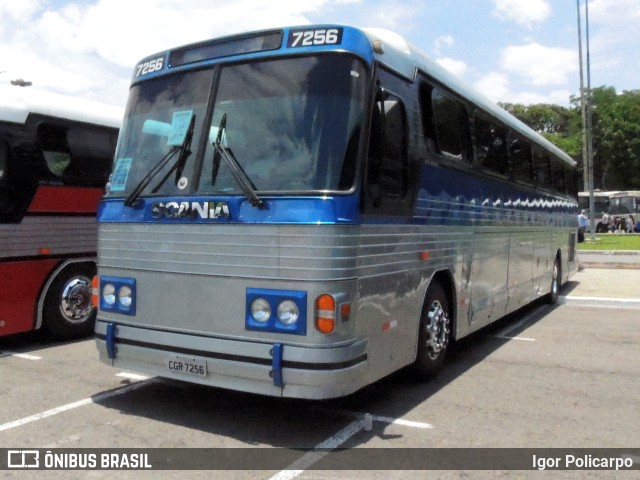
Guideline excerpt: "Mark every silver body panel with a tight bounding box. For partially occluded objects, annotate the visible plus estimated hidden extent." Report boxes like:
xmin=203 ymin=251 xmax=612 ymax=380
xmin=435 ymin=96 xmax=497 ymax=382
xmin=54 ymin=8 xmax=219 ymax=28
xmin=96 ymin=220 xmax=575 ymax=398
xmin=0 ymin=216 xmax=98 ymax=259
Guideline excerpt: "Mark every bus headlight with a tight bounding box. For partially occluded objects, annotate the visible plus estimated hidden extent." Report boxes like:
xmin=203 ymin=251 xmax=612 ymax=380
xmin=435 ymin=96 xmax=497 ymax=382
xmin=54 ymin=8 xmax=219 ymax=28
xmin=118 ymin=285 xmax=133 ymax=308
xmin=277 ymin=300 xmax=299 ymax=325
xmin=250 ymin=298 xmax=271 ymax=323
xmin=100 ymin=276 xmax=136 ymax=315
xmin=246 ymin=288 xmax=306 ymax=335
xmin=102 ymin=284 xmax=116 ymax=306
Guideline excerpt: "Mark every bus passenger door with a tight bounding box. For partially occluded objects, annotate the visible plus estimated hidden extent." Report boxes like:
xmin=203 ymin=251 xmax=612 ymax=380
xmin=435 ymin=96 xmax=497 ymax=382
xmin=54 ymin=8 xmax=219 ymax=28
xmin=359 ymin=74 xmax=422 ymax=380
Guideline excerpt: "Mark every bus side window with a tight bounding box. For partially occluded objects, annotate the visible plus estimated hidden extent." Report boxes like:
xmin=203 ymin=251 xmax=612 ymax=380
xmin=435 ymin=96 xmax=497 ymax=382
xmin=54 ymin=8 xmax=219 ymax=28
xmin=508 ymin=133 xmax=533 ymax=185
xmin=532 ymin=150 xmax=550 ymax=189
xmin=431 ymin=88 xmax=470 ymax=162
xmin=36 ymin=123 xmax=72 ymax=182
xmin=418 ymin=82 xmax=437 ymax=153
xmin=0 ymin=139 xmax=7 ymax=184
xmin=475 ymin=115 xmax=508 ymax=176
xmin=368 ymin=93 xmax=408 ymax=198
xmin=65 ymin=126 xmax=118 ymax=186
xmin=550 ymin=159 xmax=566 ymax=194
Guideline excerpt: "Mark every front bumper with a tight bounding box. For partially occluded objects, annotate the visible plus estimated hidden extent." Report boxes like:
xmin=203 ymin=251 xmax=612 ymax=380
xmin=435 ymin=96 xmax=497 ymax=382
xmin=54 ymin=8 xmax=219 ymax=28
xmin=95 ymin=320 xmax=368 ymax=399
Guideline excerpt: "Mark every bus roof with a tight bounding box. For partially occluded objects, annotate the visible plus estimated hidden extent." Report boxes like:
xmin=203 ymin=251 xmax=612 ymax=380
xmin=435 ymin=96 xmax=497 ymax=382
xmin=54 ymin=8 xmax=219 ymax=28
xmin=133 ymin=24 xmax=574 ymax=169
xmin=0 ymin=85 xmax=123 ymax=128
xmin=610 ymin=191 xmax=640 ymax=198
xmin=578 ymin=190 xmax=620 ymax=197
xmin=361 ymin=28 xmax=576 ymax=168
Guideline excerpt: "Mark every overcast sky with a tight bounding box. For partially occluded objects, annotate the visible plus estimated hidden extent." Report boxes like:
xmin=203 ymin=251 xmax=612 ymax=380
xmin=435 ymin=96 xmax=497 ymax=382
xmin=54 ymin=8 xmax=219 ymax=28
xmin=1 ymin=0 xmax=638 ymax=108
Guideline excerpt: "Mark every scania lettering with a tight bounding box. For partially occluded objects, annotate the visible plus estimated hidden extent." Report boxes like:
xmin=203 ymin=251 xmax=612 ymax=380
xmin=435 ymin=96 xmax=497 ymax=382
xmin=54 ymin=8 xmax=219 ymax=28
xmin=150 ymin=200 xmax=229 ymax=219
xmin=95 ymin=26 xmax=578 ymax=399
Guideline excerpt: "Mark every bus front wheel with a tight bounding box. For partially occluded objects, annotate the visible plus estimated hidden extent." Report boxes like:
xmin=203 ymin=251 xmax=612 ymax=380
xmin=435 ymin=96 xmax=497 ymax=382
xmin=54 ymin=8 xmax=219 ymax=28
xmin=414 ymin=282 xmax=451 ymax=379
xmin=42 ymin=264 xmax=97 ymax=339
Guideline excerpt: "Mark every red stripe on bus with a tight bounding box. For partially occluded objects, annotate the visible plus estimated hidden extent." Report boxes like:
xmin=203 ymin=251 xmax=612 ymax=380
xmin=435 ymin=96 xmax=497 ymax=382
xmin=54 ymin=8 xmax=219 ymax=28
xmin=0 ymin=259 xmax=59 ymax=336
xmin=27 ymin=185 xmax=103 ymax=214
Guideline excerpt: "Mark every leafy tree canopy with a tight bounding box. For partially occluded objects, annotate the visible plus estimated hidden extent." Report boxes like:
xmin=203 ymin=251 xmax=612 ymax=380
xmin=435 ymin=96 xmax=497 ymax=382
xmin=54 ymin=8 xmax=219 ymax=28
xmin=500 ymin=87 xmax=640 ymax=190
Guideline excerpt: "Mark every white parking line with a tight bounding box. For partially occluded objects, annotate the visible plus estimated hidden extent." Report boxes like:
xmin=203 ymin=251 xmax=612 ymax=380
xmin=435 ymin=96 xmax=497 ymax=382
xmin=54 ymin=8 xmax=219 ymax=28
xmin=493 ymin=311 xmax=539 ymax=340
xmin=0 ymin=380 xmax=151 ymax=433
xmin=494 ymin=335 xmax=537 ymax=342
xmin=116 ymin=372 xmax=151 ymax=381
xmin=268 ymin=419 xmax=364 ymax=480
xmin=0 ymin=351 xmax=42 ymax=360
xmin=332 ymin=409 xmax=433 ymax=429
xmin=268 ymin=409 xmax=434 ymax=478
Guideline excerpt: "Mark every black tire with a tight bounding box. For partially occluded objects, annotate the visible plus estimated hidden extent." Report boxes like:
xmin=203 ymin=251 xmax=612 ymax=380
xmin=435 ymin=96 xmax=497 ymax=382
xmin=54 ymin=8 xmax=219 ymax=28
xmin=42 ymin=263 xmax=96 ymax=339
xmin=547 ymin=256 xmax=561 ymax=305
xmin=414 ymin=282 xmax=451 ymax=379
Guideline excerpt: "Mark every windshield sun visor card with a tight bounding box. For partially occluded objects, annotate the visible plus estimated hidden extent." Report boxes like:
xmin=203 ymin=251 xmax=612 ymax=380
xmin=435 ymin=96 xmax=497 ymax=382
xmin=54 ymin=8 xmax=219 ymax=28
xmin=168 ymin=110 xmax=194 ymax=146
xmin=110 ymin=158 xmax=132 ymax=192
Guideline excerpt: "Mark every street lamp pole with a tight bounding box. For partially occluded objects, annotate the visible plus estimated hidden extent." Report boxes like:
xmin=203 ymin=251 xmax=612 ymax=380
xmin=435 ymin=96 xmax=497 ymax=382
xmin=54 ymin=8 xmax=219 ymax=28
xmin=577 ymin=0 xmax=596 ymax=240
xmin=585 ymin=0 xmax=595 ymax=241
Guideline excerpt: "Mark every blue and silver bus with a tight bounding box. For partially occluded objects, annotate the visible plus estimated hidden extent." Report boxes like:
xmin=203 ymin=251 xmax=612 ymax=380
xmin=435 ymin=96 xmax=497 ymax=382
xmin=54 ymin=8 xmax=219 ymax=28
xmin=95 ymin=25 xmax=578 ymax=399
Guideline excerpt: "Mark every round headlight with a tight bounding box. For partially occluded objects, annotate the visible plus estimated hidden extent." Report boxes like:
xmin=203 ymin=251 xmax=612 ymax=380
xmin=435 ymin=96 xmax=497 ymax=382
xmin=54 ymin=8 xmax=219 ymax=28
xmin=250 ymin=298 xmax=271 ymax=323
xmin=118 ymin=285 xmax=133 ymax=308
xmin=102 ymin=283 xmax=116 ymax=305
xmin=277 ymin=300 xmax=299 ymax=325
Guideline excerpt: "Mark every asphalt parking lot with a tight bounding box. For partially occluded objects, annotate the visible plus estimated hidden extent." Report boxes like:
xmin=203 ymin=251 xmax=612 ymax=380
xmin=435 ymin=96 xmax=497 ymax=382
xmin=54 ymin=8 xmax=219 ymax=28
xmin=1 ymin=269 xmax=639 ymax=479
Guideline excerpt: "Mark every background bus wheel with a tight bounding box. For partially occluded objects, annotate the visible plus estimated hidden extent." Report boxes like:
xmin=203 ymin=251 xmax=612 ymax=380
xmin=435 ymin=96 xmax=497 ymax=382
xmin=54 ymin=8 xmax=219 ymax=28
xmin=547 ymin=257 xmax=561 ymax=304
xmin=42 ymin=264 xmax=96 ymax=339
xmin=414 ymin=282 xmax=451 ymax=379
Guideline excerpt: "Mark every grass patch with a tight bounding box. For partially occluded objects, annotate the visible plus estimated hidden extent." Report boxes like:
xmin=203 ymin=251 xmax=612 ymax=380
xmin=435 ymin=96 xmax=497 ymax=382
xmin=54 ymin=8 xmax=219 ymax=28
xmin=578 ymin=233 xmax=640 ymax=250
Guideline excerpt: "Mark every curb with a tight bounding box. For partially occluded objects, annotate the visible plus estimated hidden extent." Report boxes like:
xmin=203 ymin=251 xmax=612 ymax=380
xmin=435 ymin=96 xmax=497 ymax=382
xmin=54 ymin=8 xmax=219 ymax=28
xmin=559 ymin=295 xmax=640 ymax=309
xmin=578 ymin=250 xmax=640 ymax=269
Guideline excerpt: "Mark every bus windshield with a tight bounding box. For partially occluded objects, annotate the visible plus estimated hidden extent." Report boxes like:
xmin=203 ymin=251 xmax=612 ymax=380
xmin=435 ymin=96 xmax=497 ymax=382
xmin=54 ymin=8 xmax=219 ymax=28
xmin=108 ymin=55 xmax=367 ymax=199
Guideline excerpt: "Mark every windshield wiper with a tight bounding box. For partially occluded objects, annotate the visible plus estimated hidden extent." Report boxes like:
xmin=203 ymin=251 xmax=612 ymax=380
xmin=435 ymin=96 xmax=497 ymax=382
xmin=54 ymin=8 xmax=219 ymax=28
xmin=124 ymin=114 xmax=196 ymax=207
xmin=211 ymin=113 xmax=265 ymax=209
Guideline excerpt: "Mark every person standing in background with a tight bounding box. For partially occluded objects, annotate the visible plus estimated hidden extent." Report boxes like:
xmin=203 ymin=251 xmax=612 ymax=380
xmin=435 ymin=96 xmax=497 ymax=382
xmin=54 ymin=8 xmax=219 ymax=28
xmin=578 ymin=209 xmax=588 ymax=242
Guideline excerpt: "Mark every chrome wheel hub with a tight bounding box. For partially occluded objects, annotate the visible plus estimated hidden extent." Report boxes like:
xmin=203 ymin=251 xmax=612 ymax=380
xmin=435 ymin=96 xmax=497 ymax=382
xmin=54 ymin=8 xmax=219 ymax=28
xmin=425 ymin=300 xmax=450 ymax=359
xmin=60 ymin=277 xmax=94 ymax=323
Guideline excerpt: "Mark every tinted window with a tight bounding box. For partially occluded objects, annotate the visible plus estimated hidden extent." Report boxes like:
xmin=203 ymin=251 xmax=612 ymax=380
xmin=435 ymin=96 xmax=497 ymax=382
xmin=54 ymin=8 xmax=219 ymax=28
xmin=475 ymin=115 xmax=508 ymax=175
xmin=432 ymin=89 xmax=469 ymax=160
xmin=508 ymin=134 xmax=533 ymax=185
xmin=532 ymin=150 xmax=550 ymax=188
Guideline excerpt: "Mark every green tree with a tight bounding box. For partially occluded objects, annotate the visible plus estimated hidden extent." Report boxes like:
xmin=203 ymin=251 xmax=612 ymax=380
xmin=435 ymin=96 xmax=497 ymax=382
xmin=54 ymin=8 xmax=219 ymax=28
xmin=503 ymin=87 xmax=640 ymax=191
xmin=582 ymin=88 xmax=640 ymax=189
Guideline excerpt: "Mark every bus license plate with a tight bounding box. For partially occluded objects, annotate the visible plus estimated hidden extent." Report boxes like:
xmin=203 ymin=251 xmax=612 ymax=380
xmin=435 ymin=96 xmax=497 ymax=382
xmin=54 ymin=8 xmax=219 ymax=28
xmin=167 ymin=355 xmax=207 ymax=377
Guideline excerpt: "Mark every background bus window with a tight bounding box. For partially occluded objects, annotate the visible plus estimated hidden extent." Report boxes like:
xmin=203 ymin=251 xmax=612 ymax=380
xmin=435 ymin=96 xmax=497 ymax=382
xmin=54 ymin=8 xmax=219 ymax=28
xmin=508 ymin=133 xmax=533 ymax=185
xmin=431 ymin=89 xmax=469 ymax=162
xmin=37 ymin=123 xmax=117 ymax=186
xmin=475 ymin=115 xmax=508 ymax=176
xmin=37 ymin=123 xmax=71 ymax=179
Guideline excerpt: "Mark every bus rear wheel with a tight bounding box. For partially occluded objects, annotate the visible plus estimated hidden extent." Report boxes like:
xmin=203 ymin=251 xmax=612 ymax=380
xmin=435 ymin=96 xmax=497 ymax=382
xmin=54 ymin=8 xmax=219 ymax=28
xmin=547 ymin=256 xmax=561 ymax=304
xmin=414 ymin=282 xmax=451 ymax=379
xmin=42 ymin=264 xmax=96 ymax=339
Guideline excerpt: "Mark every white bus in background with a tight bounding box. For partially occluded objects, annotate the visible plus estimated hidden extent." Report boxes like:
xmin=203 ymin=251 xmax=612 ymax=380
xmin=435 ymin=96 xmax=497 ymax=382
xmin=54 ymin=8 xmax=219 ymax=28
xmin=0 ymin=86 xmax=122 ymax=338
xmin=609 ymin=191 xmax=640 ymax=215
xmin=577 ymin=190 xmax=619 ymax=215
